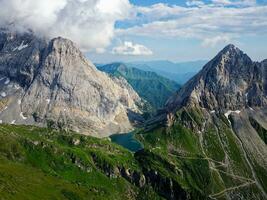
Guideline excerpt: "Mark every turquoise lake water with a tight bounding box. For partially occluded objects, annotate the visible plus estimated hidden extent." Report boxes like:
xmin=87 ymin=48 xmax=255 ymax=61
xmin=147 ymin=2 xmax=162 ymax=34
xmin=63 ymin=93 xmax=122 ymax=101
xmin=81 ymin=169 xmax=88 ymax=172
xmin=110 ymin=132 xmax=143 ymax=152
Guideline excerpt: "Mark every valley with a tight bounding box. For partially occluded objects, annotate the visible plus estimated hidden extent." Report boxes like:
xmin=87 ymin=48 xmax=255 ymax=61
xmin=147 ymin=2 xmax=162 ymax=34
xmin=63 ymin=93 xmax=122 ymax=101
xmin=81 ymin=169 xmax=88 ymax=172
xmin=97 ymin=62 xmax=180 ymax=111
xmin=0 ymin=29 xmax=266 ymax=200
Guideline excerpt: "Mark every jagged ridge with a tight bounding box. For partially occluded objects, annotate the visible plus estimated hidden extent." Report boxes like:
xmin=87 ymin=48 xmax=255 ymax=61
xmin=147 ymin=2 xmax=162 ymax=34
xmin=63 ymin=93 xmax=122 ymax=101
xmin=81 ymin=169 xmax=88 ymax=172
xmin=167 ymin=44 xmax=267 ymax=112
xmin=140 ymin=44 xmax=267 ymax=199
xmin=0 ymin=30 xmax=144 ymax=137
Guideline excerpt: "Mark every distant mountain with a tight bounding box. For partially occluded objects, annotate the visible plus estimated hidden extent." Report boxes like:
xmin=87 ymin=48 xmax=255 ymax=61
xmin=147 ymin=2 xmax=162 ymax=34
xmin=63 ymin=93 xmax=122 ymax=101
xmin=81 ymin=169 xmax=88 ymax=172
xmin=139 ymin=44 xmax=267 ymax=199
xmin=0 ymin=30 xmax=144 ymax=137
xmin=127 ymin=60 xmax=207 ymax=84
xmin=98 ymin=63 xmax=180 ymax=112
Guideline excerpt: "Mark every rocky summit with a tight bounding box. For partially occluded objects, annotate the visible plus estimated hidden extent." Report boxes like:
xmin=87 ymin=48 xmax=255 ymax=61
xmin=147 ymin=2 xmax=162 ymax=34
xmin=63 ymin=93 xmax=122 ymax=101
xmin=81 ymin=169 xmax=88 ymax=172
xmin=166 ymin=44 xmax=267 ymax=112
xmin=1 ymin=41 xmax=267 ymax=199
xmin=141 ymin=44 xmax=267 ymax=199
xmin=0 ymin=30 xmax=144 ymax=137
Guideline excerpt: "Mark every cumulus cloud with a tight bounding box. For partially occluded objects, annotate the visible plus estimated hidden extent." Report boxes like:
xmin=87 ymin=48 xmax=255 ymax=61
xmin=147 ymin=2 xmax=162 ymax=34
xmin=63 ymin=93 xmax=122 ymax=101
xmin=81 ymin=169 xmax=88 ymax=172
xmin=112 ymin=41 xmax=153 ymax=56
xmin=0 ymin=0 xmax=131 ymax=52
xmin=201 ymin=35 xmax=231 ymax=47
xmin=211 ymin=0 xmax=234 ymax=5
xmin=211 ymin=0 xmax=256 ymax=6
xmin=117 ymin=2 xmax=267 ymax=47
xmin=186 ymin=1 xmax=205 ymax=7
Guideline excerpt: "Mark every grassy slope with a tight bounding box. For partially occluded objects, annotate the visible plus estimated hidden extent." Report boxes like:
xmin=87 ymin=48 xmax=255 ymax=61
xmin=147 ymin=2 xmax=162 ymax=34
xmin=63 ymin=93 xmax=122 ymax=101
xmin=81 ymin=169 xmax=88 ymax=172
xmin=1 ymin=107 xmax=266 ymax=200
xmin=0 ymin=158 xmax=92 ymax=200
xmin=98 ymin=63 xmax=180 ymax=110
xmin=137 ymin=123 xmax=216 ymax=199
xmin=0 ymin=124 xmax=162 ymax=200
xmin=137 ymin=107 xmax=266 ymax=199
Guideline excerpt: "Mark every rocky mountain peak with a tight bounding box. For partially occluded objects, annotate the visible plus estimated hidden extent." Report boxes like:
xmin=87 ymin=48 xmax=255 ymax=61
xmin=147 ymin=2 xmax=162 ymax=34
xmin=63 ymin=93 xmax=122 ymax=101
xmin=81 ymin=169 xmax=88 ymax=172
xmin=0 ymin=30 xmax=47 ymax=87
xmin=219 ymin=43 xmax=240 ymax=54
xmin=166 ymin=44 xmax=267 ymax=112
xmin=48 ymin=37 xmax=82 ymax=57
xmin=0 ymin=30 xmax=144 ymax=137
xmin=203 ymin=44 xmax=252 ymax=73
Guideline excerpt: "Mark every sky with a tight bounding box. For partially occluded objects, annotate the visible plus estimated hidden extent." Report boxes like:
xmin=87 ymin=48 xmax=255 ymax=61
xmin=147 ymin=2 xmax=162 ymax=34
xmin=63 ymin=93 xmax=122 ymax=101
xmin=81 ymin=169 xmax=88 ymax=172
xmin=0 ymin=0 xmax=267 ymax=63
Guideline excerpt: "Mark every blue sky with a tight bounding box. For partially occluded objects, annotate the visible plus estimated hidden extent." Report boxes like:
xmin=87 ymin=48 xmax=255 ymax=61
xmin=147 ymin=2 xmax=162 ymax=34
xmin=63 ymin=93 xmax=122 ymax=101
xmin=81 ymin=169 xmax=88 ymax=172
xmin=88 ymin=0 xmax=267 ymax=63
xmin=2 ymin=0 xmax=266 ymax=63
xmin=1 ymin=0 xmax=266 ymax=63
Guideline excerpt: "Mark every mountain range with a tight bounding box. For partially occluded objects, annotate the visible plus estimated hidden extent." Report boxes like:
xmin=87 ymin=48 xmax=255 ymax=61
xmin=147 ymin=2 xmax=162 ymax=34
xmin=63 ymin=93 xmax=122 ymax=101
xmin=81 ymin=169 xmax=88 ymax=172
xmin=0 ymin=29 xmax=267 ymax=200
xmin=126 ymin=60 xmax=207 ymax=84
xmin=97 ymin=62 xmax=180 ymax=112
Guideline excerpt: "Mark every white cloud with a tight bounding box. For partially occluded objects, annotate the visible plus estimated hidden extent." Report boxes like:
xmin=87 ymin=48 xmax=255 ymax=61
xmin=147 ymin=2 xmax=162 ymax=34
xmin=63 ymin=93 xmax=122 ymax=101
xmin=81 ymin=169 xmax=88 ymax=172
xmin=112 ymin=41 xmax=153 ymax=56
xmin=0 ymin=0 xmax=131 ymax=52
xmin=211 ymin=0 xmax=256 ymax=6
xmin=201 ymin=35 xmax=231 ymax=47
xmin=186 ymin=1 xmax=205 ymax=7
xmin=211 ymin=0 xmax=234 ymax=5
xmin=117 ymin=3 xmax=267 ymax=46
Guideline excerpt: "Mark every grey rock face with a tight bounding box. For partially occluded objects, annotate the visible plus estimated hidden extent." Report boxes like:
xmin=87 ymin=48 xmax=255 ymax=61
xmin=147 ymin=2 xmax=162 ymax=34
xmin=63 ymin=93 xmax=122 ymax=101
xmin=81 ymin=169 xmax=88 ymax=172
xmin=167 ymin=44 xmax=267 ymax=112
xmin=161 ymin=45 xmax=267 ymax=198
xmin=0 ymin=30 xmax=47 ymax=87
xmin=0 ymin=30 xmax=143 ymax=137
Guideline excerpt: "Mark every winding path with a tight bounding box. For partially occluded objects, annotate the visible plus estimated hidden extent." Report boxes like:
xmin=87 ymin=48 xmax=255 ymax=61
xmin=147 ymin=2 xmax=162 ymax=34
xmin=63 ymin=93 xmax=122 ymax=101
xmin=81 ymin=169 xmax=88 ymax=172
xmin=231 ymin=126 xmax=267 ymax=198
xmin=209 ymin=181 xmax=256 ymax=199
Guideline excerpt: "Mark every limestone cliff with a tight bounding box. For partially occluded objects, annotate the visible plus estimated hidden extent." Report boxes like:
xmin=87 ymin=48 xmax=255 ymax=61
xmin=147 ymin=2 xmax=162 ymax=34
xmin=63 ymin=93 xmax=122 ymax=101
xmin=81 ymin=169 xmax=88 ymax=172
xmin=0 ymin=30 xmax=143 ymax=137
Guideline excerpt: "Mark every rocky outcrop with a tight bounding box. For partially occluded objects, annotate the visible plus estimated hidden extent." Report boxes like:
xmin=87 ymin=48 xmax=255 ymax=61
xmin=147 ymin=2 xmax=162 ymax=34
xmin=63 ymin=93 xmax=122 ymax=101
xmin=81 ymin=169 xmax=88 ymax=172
xmin=166 ymin=44 xmax=267 ymax=113
xmin=0 ymin=30 xmax=143 ymax=137
xmin=162 ymin=44 xmax=267 ymax=199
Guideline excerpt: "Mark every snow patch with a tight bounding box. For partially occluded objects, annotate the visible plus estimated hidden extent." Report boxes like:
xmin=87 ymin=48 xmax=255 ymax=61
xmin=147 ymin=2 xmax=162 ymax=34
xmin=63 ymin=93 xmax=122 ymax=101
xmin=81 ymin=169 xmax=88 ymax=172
xmin=13 ymin=41 xmax=29 ymax=51
xmin=235 ymin=110 xmax=241 ymax=114
xmin=46 ymin=99 xmax=51 ymax=104
xmin=0 ymin=77 xmax=5 ymax=81
xmin=245 ymin=93 xmax=248 ymax=103
xmin=224 ymin=111 xmax=231 ymax=119
xmin=4 ymin=78 xmax=10 ymax=85
xmin=18 ymin=99 xmax=21 ymax=105
xmin=249 ymin=107 xmax=254 ymax=111
xmin=14 ymin=84 xmax=20 ymax=90
xmin=1 ymin=92 xmax=6 ymax=97
xmin=11 ymin=120 xmax=16 ymax=124
xmin=0 ymin=120 xmax=2 ymax=124
xmin=224 ymin=110 xmax=241 ymax=119
xmin=210 ymin=110 xmax=215 ymax=114
xmin=20 ymin=112 xmax=27 ymax=120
